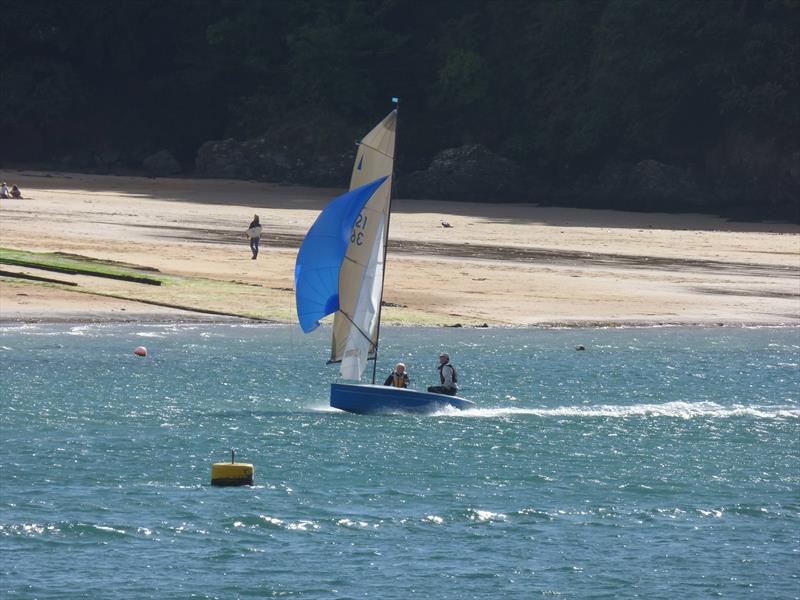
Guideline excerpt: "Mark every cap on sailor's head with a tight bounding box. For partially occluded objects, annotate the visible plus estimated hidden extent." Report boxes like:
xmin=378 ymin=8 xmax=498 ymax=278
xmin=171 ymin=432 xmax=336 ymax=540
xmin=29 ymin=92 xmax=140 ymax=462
xmin=439 ymin=353 xmax=449 ymax=360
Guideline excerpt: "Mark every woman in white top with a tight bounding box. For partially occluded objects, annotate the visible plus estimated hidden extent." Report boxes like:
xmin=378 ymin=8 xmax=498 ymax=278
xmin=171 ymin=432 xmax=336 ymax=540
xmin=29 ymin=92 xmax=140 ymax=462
xmin=247 ymin=215 xmax=262 ymax=259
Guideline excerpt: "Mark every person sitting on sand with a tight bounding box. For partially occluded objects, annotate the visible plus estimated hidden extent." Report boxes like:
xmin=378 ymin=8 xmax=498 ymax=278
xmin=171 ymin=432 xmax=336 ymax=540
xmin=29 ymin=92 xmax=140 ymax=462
xmin=0 ymin=182 xmax=9 ymax=199
xmin=246 ymin=214 xmax=262 ymax=260
xmin=10 ymin=185 xmax=22 ymax=199
xmin=383 ymin=362 xmax=409 ymax=388
xmin=427 ymin=353 xmax=458 ymax=396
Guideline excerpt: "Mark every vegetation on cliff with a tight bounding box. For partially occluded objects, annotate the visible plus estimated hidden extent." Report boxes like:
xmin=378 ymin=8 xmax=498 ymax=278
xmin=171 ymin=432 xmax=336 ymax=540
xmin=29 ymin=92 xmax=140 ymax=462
xmin=1 ymin=0 xmax=797 ymax=217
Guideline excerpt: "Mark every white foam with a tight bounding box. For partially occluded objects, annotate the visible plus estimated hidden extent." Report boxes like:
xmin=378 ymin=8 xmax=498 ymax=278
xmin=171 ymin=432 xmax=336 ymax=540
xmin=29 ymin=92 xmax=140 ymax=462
xmin=93 ymin=525 xmax=125 ymax=535
xmin=336 ymin=518 xmax=370 ymax=528
xmin=423 ymin=515 xmax=444 ymax=524
xmin=286 ymin=520 xmax=319 ymax=531
xmin=466 ymin=509 xmax=507 ymax=522
xmin=309 ymin=404 xmax=342 ymax=413
xmin=447 ymin=401 xmax=799 ymax=420
xmin=309 ymin=400 xmax=798 ymax=419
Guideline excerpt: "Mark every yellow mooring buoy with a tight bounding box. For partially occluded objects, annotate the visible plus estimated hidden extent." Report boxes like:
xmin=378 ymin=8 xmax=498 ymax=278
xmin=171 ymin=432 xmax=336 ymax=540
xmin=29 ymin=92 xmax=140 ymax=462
xmin=211 ymin=449 xmax=254 ymax=486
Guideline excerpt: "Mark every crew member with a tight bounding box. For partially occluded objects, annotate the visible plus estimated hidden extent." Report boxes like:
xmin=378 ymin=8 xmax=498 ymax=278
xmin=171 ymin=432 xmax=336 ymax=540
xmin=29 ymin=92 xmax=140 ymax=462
xmin=427 ymin=353 xmax=458 ymax=395
xmin=384 ymin=362 xmax=409 ymax=388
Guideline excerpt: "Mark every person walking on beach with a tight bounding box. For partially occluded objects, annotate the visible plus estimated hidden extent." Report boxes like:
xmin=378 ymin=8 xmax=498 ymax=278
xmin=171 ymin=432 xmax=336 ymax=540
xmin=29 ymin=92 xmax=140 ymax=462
xmin=384 ymin=362 xmax=410 ymax=388
xmin=246 ymin=215 xmax=262 ymax=259
xmin=427 ymin=353 xmax=458 ymax=395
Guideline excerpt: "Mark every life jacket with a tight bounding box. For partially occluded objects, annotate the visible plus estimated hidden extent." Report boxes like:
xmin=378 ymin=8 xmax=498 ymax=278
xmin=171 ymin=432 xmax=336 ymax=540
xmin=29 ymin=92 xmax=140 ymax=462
xmin=390 ymin=372 xmax=408 ymax=388
xmin=438 ymin=363 xmax=457 ymax=385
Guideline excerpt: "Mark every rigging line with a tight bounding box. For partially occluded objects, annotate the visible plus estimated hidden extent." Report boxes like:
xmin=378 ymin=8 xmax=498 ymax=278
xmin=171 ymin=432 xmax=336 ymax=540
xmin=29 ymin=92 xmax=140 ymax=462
xmin=370 ymin=102 xmax=399 ymax=385
xmin=338 ymin=309 xmax=375 ymax=350
xmin=326 ymin=356 xmax=375 ymax=365
xmin=358 ymin=141 xmax=394 ymax=161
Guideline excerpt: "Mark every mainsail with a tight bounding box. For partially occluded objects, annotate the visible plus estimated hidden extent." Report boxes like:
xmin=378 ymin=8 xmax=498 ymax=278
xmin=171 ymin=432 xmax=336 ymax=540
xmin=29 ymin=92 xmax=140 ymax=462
xmin=331 ymin=110 xmax=397 ymax=380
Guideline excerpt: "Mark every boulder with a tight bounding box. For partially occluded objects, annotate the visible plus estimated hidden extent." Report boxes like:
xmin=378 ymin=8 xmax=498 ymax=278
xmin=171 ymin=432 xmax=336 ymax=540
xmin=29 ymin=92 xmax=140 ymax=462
xmin=295 ymin=152 xmax=353 ymax=187
xmin=706 ymin=131 xmax=800 ymax=220
xmin=195 ymin=139 xmax=251 ymax=179
xmin=142 ymin=149 xmax=181 ymax=177
xmin=629 ymin=159 xmax=703 ymax=209
xmin=60 ymin=150 xmax=93 ymax=170
xmin=597 ymin=160 xmax=703 ymax=211
xmin=195 ymin=138 xmax=351 ymax=186
xmin=399 ymin=144 xmax=522 ymax=201
xmin=240 ymin=138 xmax=295 ymax=182
xmin=93 ymin=148 xmax=122 ymax=172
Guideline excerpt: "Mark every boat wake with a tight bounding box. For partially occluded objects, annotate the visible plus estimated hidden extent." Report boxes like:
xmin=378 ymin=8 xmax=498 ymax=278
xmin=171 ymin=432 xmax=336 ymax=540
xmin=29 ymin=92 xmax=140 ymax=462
xmin=431 ymin=401 xmax=799 ymax=420
xmin=311 ymin=400 xmax=798 ymax=419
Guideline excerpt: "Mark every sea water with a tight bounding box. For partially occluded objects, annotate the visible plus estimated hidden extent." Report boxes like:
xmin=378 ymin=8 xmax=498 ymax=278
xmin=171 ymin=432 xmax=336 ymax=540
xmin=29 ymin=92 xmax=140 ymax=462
xmin=0 ymin=324 xmax=797 ymax=599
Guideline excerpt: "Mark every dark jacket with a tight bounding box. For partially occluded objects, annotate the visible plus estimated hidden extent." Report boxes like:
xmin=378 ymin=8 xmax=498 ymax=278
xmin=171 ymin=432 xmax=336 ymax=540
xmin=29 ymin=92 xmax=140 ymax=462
xmin=437 ymin=363 xmax=457 ymax=388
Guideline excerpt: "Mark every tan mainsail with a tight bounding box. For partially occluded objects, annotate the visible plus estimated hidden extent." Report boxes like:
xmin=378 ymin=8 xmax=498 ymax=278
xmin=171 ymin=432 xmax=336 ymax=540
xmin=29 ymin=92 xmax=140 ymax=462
xmin=331 ymin=110 xmax=397 ymax=380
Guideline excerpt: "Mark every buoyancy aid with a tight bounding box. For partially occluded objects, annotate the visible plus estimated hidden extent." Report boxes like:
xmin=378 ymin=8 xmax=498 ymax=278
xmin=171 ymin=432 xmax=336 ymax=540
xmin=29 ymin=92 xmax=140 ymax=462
xmin=389 ymin=372 xmax=409 ymax=388
xmin=438 ymin=363 xmax=457 ymax=385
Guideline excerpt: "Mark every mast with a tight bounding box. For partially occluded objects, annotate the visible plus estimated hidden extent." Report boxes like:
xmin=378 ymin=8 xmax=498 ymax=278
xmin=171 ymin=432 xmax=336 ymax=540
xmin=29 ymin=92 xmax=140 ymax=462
xmin=370 ymin=97 xmax=399 ymax=384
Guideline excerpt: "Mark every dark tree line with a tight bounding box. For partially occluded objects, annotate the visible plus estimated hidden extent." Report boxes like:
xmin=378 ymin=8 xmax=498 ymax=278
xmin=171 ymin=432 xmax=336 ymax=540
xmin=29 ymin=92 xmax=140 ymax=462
xmin=1 ymin=0 xmax=798 ymax=217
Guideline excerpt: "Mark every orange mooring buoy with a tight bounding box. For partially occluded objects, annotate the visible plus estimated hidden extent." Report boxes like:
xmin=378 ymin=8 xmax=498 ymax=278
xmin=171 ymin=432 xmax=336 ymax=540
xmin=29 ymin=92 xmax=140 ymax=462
xmin=134 ymin=346 xmax=147 ymax=357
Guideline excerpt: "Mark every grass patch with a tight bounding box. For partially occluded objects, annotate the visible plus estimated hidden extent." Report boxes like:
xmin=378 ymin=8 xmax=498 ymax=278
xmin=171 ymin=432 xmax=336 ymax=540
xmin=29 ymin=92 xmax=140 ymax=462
xmin=0 ymin=248 xmax=164 ymax=285
xmin=0 ymin=248 xmax=296 ymax=321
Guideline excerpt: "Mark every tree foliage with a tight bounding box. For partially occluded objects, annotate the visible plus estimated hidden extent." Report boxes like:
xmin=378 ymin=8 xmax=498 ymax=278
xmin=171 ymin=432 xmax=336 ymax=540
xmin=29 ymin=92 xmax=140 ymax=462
xmin=1 ymin=0 xmax=797 ymax=213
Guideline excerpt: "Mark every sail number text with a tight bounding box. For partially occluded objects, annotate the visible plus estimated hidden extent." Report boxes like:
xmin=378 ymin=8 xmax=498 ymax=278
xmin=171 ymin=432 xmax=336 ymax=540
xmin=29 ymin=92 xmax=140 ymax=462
xmin=351 ymin=213 xmax=368 ymax=245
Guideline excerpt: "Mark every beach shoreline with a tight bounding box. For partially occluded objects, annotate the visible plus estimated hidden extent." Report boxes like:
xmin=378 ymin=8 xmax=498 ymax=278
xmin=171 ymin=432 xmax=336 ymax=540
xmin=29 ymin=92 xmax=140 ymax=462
xmin=1 ymin=170 xmax=798 ymax=327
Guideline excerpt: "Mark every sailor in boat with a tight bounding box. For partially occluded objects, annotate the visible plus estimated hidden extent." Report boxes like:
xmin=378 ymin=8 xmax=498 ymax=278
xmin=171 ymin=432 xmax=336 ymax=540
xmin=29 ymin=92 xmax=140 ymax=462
xmin=383 ymin=362 xmax=410 ymax=388
xmin=427 ymin=353 xmax=458 ymax=396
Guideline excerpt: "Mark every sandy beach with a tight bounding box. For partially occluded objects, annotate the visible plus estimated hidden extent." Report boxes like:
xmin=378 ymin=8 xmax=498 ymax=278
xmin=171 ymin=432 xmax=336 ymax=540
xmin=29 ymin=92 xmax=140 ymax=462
xmin=0 ymin=170 xmax=798 ymax=326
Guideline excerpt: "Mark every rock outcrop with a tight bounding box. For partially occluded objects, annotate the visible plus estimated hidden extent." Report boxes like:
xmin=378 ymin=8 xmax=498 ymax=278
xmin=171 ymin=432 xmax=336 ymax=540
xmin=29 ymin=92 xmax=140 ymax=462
xmin=398 ymin=144 xmax=523 ymax=201
xmin=142 ymin=149 xmax=181 ymax=177
xmin=595 ymin=160 xmax=704 ymax=211
xmin=195 ymin=138 xmax=351 ymax=186
xmin=706 ymin=131 xmax=799 ymax=219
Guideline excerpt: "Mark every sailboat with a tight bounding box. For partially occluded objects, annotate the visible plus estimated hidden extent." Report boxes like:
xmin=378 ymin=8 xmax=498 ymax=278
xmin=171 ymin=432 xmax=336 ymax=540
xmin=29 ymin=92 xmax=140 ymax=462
xmin=294 ymin=105 xmax=476 ymax=415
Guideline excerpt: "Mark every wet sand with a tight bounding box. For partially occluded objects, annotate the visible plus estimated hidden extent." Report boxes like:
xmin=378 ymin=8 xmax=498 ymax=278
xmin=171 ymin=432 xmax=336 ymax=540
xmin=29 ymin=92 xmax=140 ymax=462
xmin=1 ymin=170 xmax=798 ymax=326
